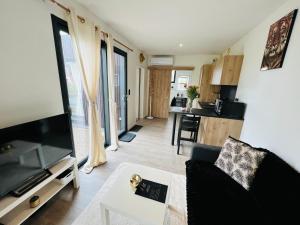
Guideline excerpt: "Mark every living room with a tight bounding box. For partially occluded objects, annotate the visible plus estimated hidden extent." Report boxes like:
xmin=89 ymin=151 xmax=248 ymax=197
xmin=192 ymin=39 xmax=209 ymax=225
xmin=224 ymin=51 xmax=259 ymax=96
xmin=0 ymin=0 xmax=299 ymax=225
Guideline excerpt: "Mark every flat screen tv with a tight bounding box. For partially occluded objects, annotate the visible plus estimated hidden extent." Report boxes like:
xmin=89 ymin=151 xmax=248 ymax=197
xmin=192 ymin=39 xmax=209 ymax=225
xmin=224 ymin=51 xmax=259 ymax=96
xmin=0 ymin=113 xmax=74 ymax=198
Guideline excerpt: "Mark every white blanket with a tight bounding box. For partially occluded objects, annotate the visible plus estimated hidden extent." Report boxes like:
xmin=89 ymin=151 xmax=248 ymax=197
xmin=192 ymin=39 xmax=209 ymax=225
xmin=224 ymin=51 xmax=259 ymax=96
xmin=72 ymin=163 xmax=187 ymax=225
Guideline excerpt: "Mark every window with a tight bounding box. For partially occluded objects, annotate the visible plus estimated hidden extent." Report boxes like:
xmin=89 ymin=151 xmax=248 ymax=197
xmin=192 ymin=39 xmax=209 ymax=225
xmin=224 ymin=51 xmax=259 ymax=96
xmin=52 ymin=15 xmax=89 ymax=165
xmin=52 ymin=15 xmax=112 ymax=165
xmin=177 ymin=76 xmax=189 ymax=90
xmin=171 ymin=70 xmax=176 ymax=83
xmin=60 ymin=30 xmax=88 ymax=127
xmin=97 ymin=41 xmax=110 ymax=146
xmin=114 ymin=47 xmax=128 ymax=136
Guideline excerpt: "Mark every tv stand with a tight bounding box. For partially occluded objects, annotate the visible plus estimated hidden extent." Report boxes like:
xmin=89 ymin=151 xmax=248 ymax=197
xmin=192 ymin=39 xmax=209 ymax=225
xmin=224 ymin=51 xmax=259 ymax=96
xmin=0 ymin=157 xmax=79 ymax=225
xmin=11 ymin=169 xmax=52 ymax=197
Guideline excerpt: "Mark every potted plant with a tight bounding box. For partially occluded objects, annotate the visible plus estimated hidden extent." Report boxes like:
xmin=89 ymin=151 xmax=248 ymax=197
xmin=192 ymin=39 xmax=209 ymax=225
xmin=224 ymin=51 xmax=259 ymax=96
xmin=186 ymin=85 xmax=199 ymax=109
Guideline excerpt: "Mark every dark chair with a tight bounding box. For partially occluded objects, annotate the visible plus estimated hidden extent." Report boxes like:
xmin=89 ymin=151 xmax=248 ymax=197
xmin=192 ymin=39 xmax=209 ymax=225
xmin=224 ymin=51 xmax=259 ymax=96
xmin=177 ymin=115 xmax=201 ymax=154
xmin=175 ymin=97 xmax=187 ymax=107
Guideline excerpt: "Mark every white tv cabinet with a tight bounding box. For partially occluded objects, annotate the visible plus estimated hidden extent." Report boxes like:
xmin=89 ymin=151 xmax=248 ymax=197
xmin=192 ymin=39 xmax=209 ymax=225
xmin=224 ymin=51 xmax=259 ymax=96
xmin=0 ymin=157 xmax=79 ymax=225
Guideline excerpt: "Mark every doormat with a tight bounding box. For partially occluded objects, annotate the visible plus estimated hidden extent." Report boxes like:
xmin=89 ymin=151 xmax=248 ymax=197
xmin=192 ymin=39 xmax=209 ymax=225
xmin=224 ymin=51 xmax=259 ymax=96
xmin=129 ymin=125 xmax=143 ymax=132
xmin=120 ymin=132 xmax=136 ymax=142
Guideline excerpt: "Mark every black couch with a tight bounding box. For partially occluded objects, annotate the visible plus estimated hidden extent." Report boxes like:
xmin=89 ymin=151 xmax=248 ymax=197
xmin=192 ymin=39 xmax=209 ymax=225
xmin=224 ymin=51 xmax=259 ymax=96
xmin=186 ymin=144 xmax=300 ymax=225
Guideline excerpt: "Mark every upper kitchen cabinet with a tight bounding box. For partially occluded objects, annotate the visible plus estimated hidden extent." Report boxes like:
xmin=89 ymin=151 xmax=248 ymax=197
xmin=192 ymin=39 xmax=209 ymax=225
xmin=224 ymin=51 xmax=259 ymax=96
xmin=211 ymin=55 xmax=244 ymax=85
xmin=199 ymin=64 xmax=220 ymax=103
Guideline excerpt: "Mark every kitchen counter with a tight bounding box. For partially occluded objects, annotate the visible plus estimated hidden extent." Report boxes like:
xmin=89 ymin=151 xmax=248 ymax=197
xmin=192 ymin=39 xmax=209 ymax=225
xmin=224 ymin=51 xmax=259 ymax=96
xmin=170 ymin=107 xmax=244 ymax=121
xmin=170 ymin=106 xmax=244 ymax=146
xmin=192 ymin=108 xmax=244 ymax=120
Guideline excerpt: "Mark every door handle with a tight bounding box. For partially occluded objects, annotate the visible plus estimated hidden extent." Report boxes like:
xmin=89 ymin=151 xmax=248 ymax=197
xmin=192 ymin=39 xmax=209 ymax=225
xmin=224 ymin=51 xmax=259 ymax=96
xmin=68 ymin=106 xmax=72 ymax=116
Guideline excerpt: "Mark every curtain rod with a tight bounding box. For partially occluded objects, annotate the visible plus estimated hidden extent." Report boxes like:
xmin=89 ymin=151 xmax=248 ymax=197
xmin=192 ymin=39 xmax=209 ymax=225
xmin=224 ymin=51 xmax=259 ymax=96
xmin=49 ymin=0 xmax=134 ymax=52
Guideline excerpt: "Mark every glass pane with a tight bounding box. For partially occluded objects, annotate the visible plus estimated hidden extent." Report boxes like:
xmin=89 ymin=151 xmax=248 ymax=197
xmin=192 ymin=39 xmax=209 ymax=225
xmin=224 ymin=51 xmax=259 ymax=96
xmin=114 ymin=52 xmax=126 ymax=135
xmin=171 ymin=70 xmax=176 ymax=83
xmin=97 ymin=44 xmax=110 ymax=146
xmin=59 ymin=31 xmax=89 ymax=162
xmin=177 ymin=76 xmax=189 ymax=90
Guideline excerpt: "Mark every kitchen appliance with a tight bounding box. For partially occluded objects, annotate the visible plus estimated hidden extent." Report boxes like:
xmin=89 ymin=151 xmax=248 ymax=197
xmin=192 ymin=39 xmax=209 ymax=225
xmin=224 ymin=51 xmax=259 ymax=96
xmin=199 ymin=102 xmax=215 ymax=109
xmin=215 ymin=99 xmax=224 ymax=115
xmin=220 ymin=85 xmax=237 ymax=101
xmin=215 ymin=99 xmax=246 ymax=119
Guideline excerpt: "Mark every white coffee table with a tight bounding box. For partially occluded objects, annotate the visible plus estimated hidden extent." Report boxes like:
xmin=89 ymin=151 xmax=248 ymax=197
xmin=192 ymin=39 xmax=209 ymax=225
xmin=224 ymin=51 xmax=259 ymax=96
xmin=99 ymin=163 xmax=171 ymax=225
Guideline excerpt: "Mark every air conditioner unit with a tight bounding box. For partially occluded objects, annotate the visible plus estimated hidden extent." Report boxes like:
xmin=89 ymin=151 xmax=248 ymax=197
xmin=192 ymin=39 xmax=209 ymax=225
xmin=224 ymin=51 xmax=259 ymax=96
xmin=150 ymin=56 xmax=174 ymax=66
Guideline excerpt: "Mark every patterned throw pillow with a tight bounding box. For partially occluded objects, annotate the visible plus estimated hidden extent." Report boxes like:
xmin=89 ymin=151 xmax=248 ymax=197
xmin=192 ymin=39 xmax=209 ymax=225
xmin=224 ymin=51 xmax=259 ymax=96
xmin=214 ymin=137 xmax=266 ymax=190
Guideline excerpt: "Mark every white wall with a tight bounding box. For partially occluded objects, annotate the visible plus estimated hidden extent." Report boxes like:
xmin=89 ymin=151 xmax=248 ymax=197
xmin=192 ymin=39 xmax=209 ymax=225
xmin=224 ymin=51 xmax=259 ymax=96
xmin=0 ymin=0 xmax=147 ymax=129
xmin=174 ymin=54 xmax=218 ymax=85
xmin=230 ymin=0 xmax=300 ymax=171
xmin=0 ymin=0 xmax=64 ymax=128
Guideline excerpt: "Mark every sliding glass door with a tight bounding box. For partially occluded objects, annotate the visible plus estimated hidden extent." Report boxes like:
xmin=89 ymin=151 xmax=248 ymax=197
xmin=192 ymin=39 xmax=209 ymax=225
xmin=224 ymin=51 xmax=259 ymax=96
xmin=51 ymin=15 xmax=111 ymax=165
xmin=114 ymin=47 xmax=128 ymax=136
xmin=52 ymin=15 xmax=89 ymax=165
xmin=98 ymin=41 xmax=110 ymax=146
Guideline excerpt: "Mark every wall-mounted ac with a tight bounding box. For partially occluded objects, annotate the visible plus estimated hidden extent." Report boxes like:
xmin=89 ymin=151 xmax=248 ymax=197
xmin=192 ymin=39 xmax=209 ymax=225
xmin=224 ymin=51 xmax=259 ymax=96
xmin=150 ymin=56 xmax=174 ymax=66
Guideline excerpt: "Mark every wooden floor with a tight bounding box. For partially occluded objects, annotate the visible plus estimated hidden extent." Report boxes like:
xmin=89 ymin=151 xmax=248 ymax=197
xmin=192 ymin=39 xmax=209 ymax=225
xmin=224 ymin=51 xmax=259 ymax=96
xmin=25 ymin=114 xmax=193 ymax=225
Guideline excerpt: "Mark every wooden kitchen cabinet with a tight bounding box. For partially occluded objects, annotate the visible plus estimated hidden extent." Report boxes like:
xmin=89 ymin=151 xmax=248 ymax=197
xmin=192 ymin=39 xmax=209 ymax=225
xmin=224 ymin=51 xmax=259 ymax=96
xmin=211 ymin=55 xmax=244 ymax=86
xmin=198 ymin=116 xmax=243 ymax=147
xmin=199 ymin=64 xmax=220 ymax=102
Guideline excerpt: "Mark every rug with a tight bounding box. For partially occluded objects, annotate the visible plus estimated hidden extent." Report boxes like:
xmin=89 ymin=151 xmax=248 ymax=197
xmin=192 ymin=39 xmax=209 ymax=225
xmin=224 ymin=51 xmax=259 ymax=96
xmin=72 ymin=163 xmax=187 ymax=225
xmin=129 ymin=125 xmax=143 ymax=132
xmin=119 ymin=132 xmax=136 ymax=142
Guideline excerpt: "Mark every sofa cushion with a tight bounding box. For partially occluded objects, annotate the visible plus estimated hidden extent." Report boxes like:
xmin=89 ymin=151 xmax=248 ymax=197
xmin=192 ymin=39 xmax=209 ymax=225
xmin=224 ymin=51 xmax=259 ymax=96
xmin=215 ymin=137 xmax=266 ymax=190
xmin=191 ymin=144 xmax=221 ymax=163
xmin=186 ymin=160 xmax=264 ymax=225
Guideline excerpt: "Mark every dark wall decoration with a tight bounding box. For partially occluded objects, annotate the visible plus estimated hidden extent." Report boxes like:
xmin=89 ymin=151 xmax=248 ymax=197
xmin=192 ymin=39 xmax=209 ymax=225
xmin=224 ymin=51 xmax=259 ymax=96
xmin=261 ymin=9 xmax=297 ymax=71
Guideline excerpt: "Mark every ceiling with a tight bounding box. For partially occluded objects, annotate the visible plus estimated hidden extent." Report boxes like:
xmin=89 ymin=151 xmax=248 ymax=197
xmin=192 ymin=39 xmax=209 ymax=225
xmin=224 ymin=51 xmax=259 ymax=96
xmin=76 ymin=0 xmax=287 ymax=55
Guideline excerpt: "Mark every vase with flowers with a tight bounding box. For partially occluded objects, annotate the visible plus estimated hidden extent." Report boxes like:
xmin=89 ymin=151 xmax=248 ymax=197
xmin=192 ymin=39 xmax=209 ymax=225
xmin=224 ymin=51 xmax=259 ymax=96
xmin=186 ymin=85 xmax=199 ymax=110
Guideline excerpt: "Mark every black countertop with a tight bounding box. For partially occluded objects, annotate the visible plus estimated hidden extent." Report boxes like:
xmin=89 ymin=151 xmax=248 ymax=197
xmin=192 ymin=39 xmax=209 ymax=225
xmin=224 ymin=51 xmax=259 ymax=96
xmin=170 ymin=107 xmax=244 ymax=120
xmin=193 ymin=108 xmax=244 ymax=120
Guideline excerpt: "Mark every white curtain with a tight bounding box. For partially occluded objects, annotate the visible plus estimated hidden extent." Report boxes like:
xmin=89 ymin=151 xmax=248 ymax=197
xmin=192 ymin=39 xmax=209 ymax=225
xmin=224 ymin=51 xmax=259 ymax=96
xmin=105 ymin=34 xmax=119 ymax=151
xmin=66 ymin=11 xmax=106 ymax=173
